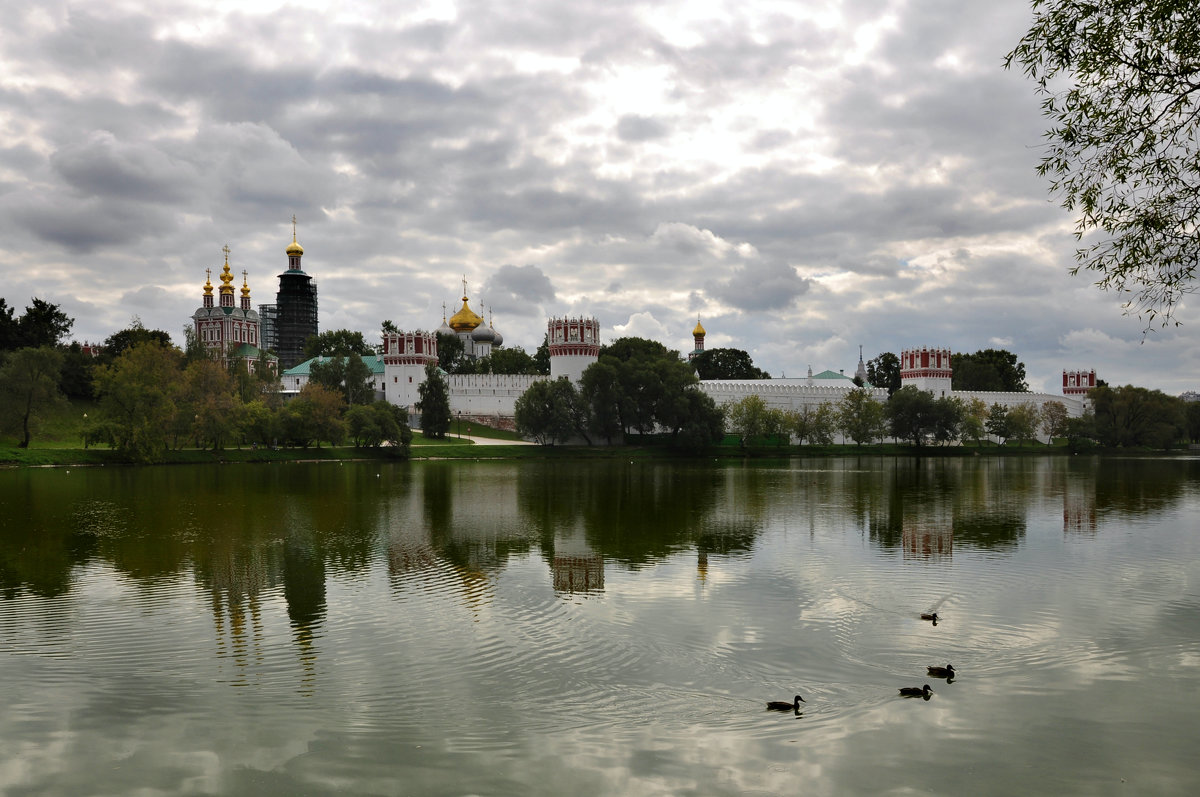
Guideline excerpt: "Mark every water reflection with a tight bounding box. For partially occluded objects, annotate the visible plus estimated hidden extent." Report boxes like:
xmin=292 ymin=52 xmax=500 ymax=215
xmin=2 ymin=457 xmax=1197 ymax=603
xmin=2 ymin=456 xmax=1199 ymax=796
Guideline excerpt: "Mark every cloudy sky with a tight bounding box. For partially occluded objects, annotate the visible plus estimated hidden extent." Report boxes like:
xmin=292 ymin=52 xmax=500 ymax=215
xmin=1 ymin=0 xmax=1195 ymax=394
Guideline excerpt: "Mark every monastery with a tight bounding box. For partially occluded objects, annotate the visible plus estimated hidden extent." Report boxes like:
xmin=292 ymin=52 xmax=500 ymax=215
xmin=193 ymin=227 xmax=1095 ymax=436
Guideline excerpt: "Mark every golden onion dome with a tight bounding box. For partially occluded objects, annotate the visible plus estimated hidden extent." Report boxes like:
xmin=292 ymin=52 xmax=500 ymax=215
xmin=219 ymin=257 xmax=235 ymax=294
xmin=203 ymin=269 xmax=213 ymax=296
xmin=448 ymin=296 xmax=484 ymax=332
xmin=693 ymin=317 xmax=706 ymax=337
xmin=286 ymin=214 xmax=304 ymax=257
xmin=241 ymin=272 xmax=251 ymax=298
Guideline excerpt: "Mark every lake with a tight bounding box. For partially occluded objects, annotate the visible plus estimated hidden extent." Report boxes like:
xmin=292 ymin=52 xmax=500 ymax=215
xmin=2 ymin=455 xmax=1199 ymax=795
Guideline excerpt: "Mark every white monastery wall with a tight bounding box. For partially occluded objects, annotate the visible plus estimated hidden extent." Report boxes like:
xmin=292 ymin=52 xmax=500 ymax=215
xmin=699 ymin=379 xmax=888 ymax=410
xmin=446 ymin=374 xmax=548 ymax=416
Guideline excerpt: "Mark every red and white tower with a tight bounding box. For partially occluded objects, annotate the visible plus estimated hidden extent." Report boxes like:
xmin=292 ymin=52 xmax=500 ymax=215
xmin=1062 ymin=369 xmax=1096 ymax=397
xmin=381 ymin=330 xmax=440 ymax=408
xmin=548 ymin=317 xmax=601 ymax=382
xmin=899 ymin=346 xmax=953 ymax=397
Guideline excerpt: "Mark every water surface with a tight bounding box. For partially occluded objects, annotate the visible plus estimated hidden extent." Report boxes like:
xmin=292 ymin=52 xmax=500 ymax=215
xmin=2 ymin=456 xmax=1198 ymax=795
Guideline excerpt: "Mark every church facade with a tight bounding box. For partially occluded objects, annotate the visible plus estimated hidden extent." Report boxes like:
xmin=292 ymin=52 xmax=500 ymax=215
xmin=191 ymin=246 xmax=275 ymax=372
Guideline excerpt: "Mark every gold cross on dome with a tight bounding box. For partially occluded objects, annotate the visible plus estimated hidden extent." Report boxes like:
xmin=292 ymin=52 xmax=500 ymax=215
xmin=222 ymin=244 xmax=231 ymax=263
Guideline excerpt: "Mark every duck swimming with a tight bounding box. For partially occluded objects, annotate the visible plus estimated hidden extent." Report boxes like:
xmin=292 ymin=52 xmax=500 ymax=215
xmin=927 ymin=664 xmax=955 ymax=679
xmin=899 ymin=684 xmax=933 ymax=699
xmin=920 ymin=612 xmax=939 ymax=625
xmin=767 ymin=695 xmax=805 ymax=711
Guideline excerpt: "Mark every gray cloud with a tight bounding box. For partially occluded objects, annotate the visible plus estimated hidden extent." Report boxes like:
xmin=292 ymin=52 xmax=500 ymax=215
xmin=481 ymin=264 xmax=557 ymax=316
xmin=0 ymin=0 xmax=1192 ymax=392
xmin=707 ymin=261 xmax=812 ymax=312
xmin=617 ymin=115 xmax=670 ymax=142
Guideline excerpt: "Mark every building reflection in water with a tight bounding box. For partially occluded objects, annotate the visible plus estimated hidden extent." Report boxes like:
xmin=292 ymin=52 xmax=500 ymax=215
xmin=1063 ymin=473 xmax=1098 ymax=534
xmin=195 ymin=541 xmax=276 ymax=685
xmin=552 ymin=521 xmax=604 ymax=595
xmin=282 ymin=530 xmax=325 ymax=694
xmin=903 ymin=520 xmax=953 ymax=560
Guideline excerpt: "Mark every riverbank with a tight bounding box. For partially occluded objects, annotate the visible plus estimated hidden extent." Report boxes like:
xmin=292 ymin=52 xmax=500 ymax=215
xmin=3 ymin=437 xmax=1190 ymax=468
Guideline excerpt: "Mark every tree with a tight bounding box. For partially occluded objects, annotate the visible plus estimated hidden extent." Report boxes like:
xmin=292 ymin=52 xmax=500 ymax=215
xmin=12 ymin=299 xmax=73 ymax=350
xmin=100 ymin=320 xmax=173 ymax=364
xmin=347 ymin=401 xmax=412 ymax=454
xmin=931 ymin=397 xmax=965 ymax=445
xmin=960 ymin=397 xmax=989 ymax=445
xmin=514 ymin=379 xmax=576 ymax=445
xmin=865 ymin=352 xmax=902 ymax=397
xmin=672 ymin=389 xmax=725 ymax=452
xmin=0 ymin=299 xmax=15 ymax=351
xmin=240 ymin=399 xmax=281 ymax=448
xmin=486 ymin=346 xmax=539 ymax=375
xmin=287 ymin=383 xmax=346 ymax=448
xmin=58 ymin=342 xmax=96 ymax=400
xmin=303 ymin=329 xmax=373 ymax=359
xmin=886 ymin=386 xmax=938 ymax=446
xmin=178 ymin=358 xmax=239 ymax=450
xmin=1090 ymin=384 xmax=1186 ymax=449
xmin=952 ymin=349 xmax=1028 ymax=392
xmin=1007 ymin=1 xmax=1200 ymax=324
xmin=580 ymin=337 xmax=706 ymax=440
xmin=579 ymin=359 xmax=623 ymax=444
xmin=0 ymin=347 xmax=66 ymax=448
xmin=691 ymin=348 xmax=770 ymax=380
xmin=416 ymin=362 xmax=451 ymax=438
xmin=1007 ymin=402 xmax=1042 ymax=446
xmin=436 ymin=332 xmax=466 ymax=373
xmin=727 ymin=395 xmax=770 ymax=444
xmin=93 ymin=340 xmax=183 ymax=462
xmin=1187 ymin=402 xmax=1200 ymax=443
xmin=1041 ymin=400 xmax=1070 ymax=439
xmin=985 ymin=403 xmax=1010 ymax=444
xmin=309 ymin=353 xmax=375 ymax=406
xmin=789 ymin=402 xmax=836 ymax=445
xmin=532 ymin=336 xmax=551 ymax=375
xmin=838 ymin=388 xmax=886 ymax=445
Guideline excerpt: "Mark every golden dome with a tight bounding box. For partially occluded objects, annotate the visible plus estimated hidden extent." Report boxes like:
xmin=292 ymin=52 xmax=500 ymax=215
xmin=448 ymin=296 xmax=484 ymax=332
xmin=203 ymin=269 xmax=213 ymax=296
xmin=693 ymin=317 xmax=706 ymax=337
xmin=241 ymin=271 xmax=251 ymax=299
xmin=219 ymin=251 xmax=235 ymax=295
xmin=286 ymin=214 xmax=304 ymax=257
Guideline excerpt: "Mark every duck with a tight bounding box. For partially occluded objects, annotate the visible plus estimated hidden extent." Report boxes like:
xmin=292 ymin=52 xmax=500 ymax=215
xmin=920 ymin=612 xmax=939 ymax=624
xmin=899 ymin=684 xmax=933 ymax=699
xmin=927 ymin=664 xmax=955 ymax=679
xmin=766 ymin=695 xmax=805 ymax=711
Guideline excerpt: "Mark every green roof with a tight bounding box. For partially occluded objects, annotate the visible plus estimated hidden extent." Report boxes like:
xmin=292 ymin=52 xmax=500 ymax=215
xmin=231 ymin=343 xmax=276 ymax=360
xmin=812 ymin=369 xmax=854 ymax=381
xmin=283 ymin=354 xmax=385 ymax=377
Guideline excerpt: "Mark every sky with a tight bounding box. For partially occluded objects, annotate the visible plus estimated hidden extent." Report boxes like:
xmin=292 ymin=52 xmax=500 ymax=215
xmin=1 ymin=0 xmax=1195 ymax=395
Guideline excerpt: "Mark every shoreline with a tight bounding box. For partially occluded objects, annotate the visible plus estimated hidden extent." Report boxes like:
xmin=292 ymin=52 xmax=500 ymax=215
xmin=3 ymin=442 xmax=1194 ymax=469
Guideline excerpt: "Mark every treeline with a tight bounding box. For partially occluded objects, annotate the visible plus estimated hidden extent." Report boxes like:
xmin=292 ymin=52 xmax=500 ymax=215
xmin=1 ymin=300 xmax=411 ymax=461
xmin=723 ymin=385 xmax=1197 ymax=450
